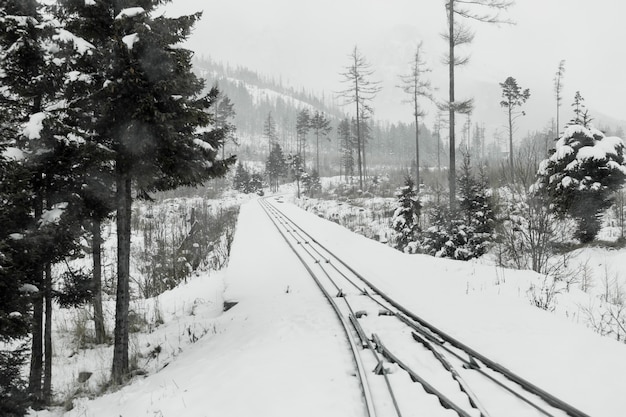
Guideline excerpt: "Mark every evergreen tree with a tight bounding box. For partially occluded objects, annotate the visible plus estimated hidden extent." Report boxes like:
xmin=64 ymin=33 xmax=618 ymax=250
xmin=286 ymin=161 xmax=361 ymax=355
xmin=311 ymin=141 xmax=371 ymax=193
xmin=309 ymin=111 xmax=332 ymax=174
xmin=398 ymin=42 xmax=432 ymax=192
xmin=392 ymin=176 xmax=421 ymax=252
xmin=419 ymin=155 xmax=495 ymax=260
xmin=232 ymin=162 xmax=251 ymax=192
xmin=457 ymin=155 xmax=495 ymax=257
xmin=266 ymin=143 xmax=287 ymax=192
xmin=338 ymin=46 xmax=381 ymax=190
xmin=302 ymin=169 xmax=321 ymax=197
xmin=215 ymin=93 xmax=237 ymax=159
xmin=263 ymin=111 xmax=278 ymax=154
xmin=443 ymin=0 xmax=513 ymax=209
xmin=0 ymin=0 xmax=88 ymax=403
xmin=288 ymin=153 xmax=305 ymax=198
xmin=499 ymin=76 xmax=530 ymax=181
xmin=53 ymin=1 xmax=235 ymax=385
xmin=337 ymin=118 xmax=354 ymax=180
xmin=534 ymin=99 xmax=626 ymax=243
xmin=296 ymin=109 xmax=310 ymax=166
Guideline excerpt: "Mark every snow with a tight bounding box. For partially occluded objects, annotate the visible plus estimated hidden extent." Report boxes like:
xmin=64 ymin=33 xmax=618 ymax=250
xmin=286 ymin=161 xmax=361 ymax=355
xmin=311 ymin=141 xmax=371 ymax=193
xmin=19 ymin=284 xmax=39 ymax=293
xmin=2 ymin=146 xmax=26 ymax=161
xmin=193 ymin=138 xmax=215 ymax=152
xmin=115 ymin=7 xmax=145 ymax=20
xmin=53 ymin=29 xmax=94 ymax=56
xmin=26 ymin=196 xmax=626 ymax=417
xmin=84 ymin=0 xmax=96 ymax=5
xmin=9 ymin=233 xmax=24 ymax=240
xmin=39 ymin=202 xmax=68 ymax=226
xmin=121 ymin=33 xmax=139 ymax=50
xmin=22 ymin=112 xmax=46 ymax=140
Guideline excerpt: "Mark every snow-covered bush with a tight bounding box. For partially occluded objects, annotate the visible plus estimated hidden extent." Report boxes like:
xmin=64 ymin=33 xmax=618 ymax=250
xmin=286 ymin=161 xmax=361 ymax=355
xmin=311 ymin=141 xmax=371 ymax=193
xmin=302 ymin=170 xmax=322 ymax=197
xmin=232 ymin=163 xmax=263 ymax=195
xmin=391 ymin=176 xmax=421 ymax=252
xmin=416 ymin=155 xmax=496 ymax=260
xmin=533 ymin=111 xmax=626 ymax=243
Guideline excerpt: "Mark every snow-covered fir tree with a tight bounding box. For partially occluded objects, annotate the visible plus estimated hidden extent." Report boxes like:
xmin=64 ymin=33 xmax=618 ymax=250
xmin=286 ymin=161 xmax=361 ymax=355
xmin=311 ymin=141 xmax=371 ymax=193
xmin=533 ymin=96 xmax=626 ymax=243
xmin=392 ymin=176 xmax=421 ymax=252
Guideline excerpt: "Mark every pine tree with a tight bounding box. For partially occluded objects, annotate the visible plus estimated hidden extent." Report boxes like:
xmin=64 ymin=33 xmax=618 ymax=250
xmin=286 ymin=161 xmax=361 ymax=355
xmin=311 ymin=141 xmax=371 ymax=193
xmin=53 ymin=1 xmax=235 ymax=384
xmin=534 ymin=98 xmax=626 ymax=243
xmin=499 ymin=76 xmax=530 ymax=181
xmin=398 ymin=42 xmax=432 ymax=192
xmin=554 ymin=60 xmax=566 ymax=136
xmin=233 ymin=162 xmax=251 ymax=192
xmin=296 ymin=109 xmax=310 ymax=166
xmin=338 ymin=46 xmax=381 ymax=190
xmin=309 ymin=111 xmax=332 ymax=174
xmin=392 ymin=176 xmax=421 ymax=252
xmin=215 ymin=93 xmax=237 ymax=159
xmin=419 ymin=155 xmax=495 ymax=260
xmin=443 ymin=0 xmax=513 ymax=209
xmin=266 ymin=143 xmax=287 ymax=192
xmin=288 ymin=153 xmax=305 ymax=198
xmin=337 ymin=118 xmax=354 ymax=180
xmin=302 ymin=169 xmax=322 ymax=197
xmin=264 ymin=111 xmax=278 ymax=155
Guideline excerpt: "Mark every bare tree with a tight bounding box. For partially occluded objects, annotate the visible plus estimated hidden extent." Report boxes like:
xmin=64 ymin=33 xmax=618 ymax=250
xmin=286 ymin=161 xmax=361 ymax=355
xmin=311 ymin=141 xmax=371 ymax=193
xmin=442 ymin=0 xmax=513 ymax=208
xmin=338 ymin=46 xmax=381 ymax=190
xmin=398 ymin=42 xmax=432 ymax=192
xmin=554 ymin=59 xmax=566 ymax=136
xmin=499 ymin=76 xmax=530 ymax=182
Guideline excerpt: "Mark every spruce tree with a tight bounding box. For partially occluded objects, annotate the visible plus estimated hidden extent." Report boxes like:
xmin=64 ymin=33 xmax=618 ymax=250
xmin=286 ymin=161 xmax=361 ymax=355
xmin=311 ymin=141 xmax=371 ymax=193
xmin=309 ymin=111 xmax=332 ymax=174
xmin=53 ymin=0 xmax=235 ymax=384
xmin=534 ymin=97 xmax=626 ymax=243
xmin=392 ymin=176 xmax=421 ymax=252
xmin=266 ymin=143 xmax=287 ymax=193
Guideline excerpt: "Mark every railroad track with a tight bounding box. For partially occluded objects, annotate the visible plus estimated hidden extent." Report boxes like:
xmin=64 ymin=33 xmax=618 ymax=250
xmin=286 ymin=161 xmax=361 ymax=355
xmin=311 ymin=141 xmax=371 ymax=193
xmin=259 ymin=197 xmax=591 ymax=417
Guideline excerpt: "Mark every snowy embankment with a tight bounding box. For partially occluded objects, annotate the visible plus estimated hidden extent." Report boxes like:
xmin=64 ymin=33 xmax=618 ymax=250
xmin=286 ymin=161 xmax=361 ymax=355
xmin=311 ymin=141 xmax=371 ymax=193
xmin=32 ymin=197 xmax=626 ymax=416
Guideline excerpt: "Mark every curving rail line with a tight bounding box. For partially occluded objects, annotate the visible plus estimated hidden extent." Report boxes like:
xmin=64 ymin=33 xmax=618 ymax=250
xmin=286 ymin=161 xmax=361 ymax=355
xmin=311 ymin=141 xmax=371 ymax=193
xmin=259 ymin=196 xmax=591 ymax=417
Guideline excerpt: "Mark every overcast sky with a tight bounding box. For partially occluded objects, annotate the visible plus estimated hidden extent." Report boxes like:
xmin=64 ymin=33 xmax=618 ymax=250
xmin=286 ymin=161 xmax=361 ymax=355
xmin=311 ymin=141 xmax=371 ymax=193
xmin=162 ymin=0 xmax=625 ymax=131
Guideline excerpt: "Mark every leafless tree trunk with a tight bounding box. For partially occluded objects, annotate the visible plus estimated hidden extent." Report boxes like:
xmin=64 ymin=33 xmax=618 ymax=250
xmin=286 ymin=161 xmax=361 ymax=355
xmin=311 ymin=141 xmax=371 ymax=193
xmin=93 ymin=219 xmax=106 ymax=344
xmin=112 ymin=167 xmax=132 ymax=385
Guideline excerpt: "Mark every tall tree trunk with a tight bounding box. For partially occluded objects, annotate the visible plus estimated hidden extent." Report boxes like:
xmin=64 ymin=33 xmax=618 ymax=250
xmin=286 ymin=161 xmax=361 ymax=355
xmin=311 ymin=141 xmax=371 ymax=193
xmin=414 ymin=103 xmax=420 ymax=193
xmin=43 ymin=262 xmax=52 ymax=403
xmin=112 ymin=165 xmax=132 ymax=385
xmin=316 ymin=133 xmax=320 ymax=174
xmin=356 ymin=102 xmax=363 ymax=190
xmin=92 ymin=219 xmax=106 ymax=344
xmin=448 ymin=0 xmax=456 ymax=209
xmin=508 ymin=104 xmax=514 ymax=183
xmin=29 ymin=195 xmax=44 ymax=406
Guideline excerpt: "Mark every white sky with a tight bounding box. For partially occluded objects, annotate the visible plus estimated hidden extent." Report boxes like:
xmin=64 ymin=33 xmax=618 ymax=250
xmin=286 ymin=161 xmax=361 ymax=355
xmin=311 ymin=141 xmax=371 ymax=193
xmin=162 ymin=0 xmax=626 ymax=130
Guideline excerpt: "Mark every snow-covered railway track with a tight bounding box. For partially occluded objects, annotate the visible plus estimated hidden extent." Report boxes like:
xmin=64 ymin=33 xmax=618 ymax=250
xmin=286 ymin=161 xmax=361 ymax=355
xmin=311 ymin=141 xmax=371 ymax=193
xmin=259 ymin=197 xmax=591 ymax=417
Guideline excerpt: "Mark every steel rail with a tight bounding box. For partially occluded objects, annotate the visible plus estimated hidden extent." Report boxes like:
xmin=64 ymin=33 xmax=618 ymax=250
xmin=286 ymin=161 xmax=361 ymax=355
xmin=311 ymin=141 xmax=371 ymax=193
xmin=258 ymin=199 xmax=378 ymax=417
xmin=263 ymin=199 xmax=476 ymax=417
xmin=265 ymin=198 xmax=592 ymax=417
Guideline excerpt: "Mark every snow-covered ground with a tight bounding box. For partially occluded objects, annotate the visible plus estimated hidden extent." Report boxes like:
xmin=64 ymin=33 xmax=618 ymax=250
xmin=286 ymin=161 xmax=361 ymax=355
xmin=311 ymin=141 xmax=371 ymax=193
xmin=31 ymin=195 xmax=626 ymax=417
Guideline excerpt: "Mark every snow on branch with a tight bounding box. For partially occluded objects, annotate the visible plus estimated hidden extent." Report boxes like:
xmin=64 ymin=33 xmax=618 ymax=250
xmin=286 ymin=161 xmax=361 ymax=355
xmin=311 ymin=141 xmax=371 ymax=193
xmin=122 ymin=33 xmax=140 ymax=50
xmin=39 ymin=202 xmax=69 ymax=227
xmin=54 ymin=29 xmax=94 ymax=56
xmin=22 ymin=112 xmax=46 ymax=140
xmin=115 ymin=7 xmax=146 ymax=20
